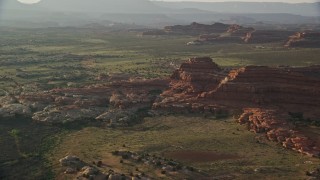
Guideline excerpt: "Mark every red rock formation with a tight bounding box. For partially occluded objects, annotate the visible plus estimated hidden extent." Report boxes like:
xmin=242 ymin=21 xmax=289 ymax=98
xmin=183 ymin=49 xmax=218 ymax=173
xmin=154 ymin=57 xmax=320 ymax=156
xmin=5 ymin=78 xmax=169 ymax=124
xmin=196 ymin=25 xmax=254 ymax=44
xmin=168 ymin=57 xmax=223 ymax=94
xmin=227 ymin=25 xmax=254 ymax=37
xmin=204 ymin=66 xmax=320 ymax=115
xmin=156 ymin=58 xmax=320 ymax=116
xmin=238 ymin=108 xmax=320 ymax=157
xmin=153 ymin=57 xmax=228 ymax=113
xmin=285 ymin=32 xmax=320 ymax=48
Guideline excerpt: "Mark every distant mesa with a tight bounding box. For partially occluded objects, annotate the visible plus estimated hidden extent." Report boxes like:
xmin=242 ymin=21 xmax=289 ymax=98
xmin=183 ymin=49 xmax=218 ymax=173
xmin=142 ymin=22 xmax=320 ymax=48
xmin=142 ymin=22 xmax=231 ymax=36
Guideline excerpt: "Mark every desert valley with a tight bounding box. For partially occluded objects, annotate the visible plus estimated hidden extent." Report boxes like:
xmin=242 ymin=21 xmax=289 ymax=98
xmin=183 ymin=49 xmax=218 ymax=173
xmin=1 ymin=0 xmax=320 ymax=179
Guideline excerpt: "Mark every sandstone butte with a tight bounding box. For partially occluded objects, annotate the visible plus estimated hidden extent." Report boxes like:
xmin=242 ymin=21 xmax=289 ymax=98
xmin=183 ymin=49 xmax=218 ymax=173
xmin=154 ymin=57 xmax=320 ymax=157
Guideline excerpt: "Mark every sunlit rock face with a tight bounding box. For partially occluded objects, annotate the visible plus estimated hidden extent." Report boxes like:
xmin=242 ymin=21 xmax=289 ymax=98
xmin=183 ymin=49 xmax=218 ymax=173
xmin=204 ymin=65 xmax=320 ymax=112
xmin=153 ymin=57 xmax=320 ymax=157
xmin=169 ymin=57 xmax=223 ymax=94
xmin=155 ymin=57 xmax=320 ymax=117
xmin=238 ymin=108 xmax=320 ymax=157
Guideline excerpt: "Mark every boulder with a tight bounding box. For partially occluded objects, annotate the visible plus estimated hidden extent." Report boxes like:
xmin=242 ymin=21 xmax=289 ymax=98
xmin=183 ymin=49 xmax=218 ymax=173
xmin=59 ymin=155 xmax=85 ymax=168
xmin=64 ymin=167 xmax=77 ymax=174
xmin=78 ymin=166 xmax=99 ymax=177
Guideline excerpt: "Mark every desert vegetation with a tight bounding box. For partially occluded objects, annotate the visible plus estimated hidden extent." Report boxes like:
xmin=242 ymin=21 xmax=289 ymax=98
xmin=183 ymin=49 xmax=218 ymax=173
xmin=1 ymin=26 xmax=320 ymax=180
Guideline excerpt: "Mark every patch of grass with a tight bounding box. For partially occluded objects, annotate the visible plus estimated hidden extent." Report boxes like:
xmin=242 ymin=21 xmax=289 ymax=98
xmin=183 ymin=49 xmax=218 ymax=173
xmin=0 ymin=117 xmax=61 ymax=179
xmin=49 ymin=116 xmax=320 ymax=179
xmin=1 ymin=27 xmax=320 ymax=179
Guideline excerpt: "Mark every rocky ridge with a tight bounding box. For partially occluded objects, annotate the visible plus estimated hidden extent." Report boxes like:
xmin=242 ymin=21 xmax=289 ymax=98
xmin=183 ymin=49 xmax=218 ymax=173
xmin=141 ymin=22 xmax=320 ymax=47
xmin=142 ymin=22 xmax=320 ymax=47
xmin=1 ymin=57 xmax=320 ymax=157
xmin=204 ymin=65 xmax=320 ymax=113
xmin=154 ymin=57 xmax=320 ymax=156
xmin=153 ymin=57 xmax=228 ymax=114
xmin=0 ymin=78 xmax=169 ymax=126
xmin=244 ymin=30 xmax=295 ymax=43
xmin=238 ymin=108 xmax=320 ymax=157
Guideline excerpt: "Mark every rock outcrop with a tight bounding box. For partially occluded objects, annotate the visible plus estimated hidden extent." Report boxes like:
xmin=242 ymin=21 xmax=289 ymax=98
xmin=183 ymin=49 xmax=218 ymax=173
xmin=197 ymin=25 xmax=254 ymax=44
xmin=153 ymin=57 xmax=228 ymax=113
xmin=204 ymin=66 xmax=320 ymax=115
xmin=154 ymin=57 xmax=320 ymax=116
xmin=0 ymin=78 xmax=168 ymax=125
xmin=285 ymin=32 xmax=320 ymax=48
xmin=142 ymin=22 xmax=301 ymax=46
xmin=168 ymin=57 xmax=223 ymax=94
xmin=2 ymin=55 xmax=320 ymax=157
xmin=238 ymin=109 xmax=320 ymax=157
xmin=59 ymin=155 xmax=86 ymax=169
xmin=154 ymin=57 xmax=320 ymax=156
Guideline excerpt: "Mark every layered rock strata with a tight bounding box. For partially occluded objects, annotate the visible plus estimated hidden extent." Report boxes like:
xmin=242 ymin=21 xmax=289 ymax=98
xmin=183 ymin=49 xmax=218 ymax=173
xmin=154 ymin=57 xmax=320 ymax=156
xmin=238 ymin=109 xmax=320 ymax=157
xmin=204 ymin=65 xmax=320 ymax=115
xmin=153 ymin=57 xmax=228 ymax=113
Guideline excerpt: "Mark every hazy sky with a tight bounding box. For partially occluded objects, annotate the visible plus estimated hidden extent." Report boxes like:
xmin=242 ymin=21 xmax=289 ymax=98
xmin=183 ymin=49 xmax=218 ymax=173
xmin=17 ymin=0 xmax=320 ymax=3
xmin=156 ymin=0 xmax=319 ymax=2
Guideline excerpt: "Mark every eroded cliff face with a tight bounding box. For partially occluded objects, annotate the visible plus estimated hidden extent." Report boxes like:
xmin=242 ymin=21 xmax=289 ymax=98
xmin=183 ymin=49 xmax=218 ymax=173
xmin=168 ymin=57 xmax=223 ymax=95
xmin=153 ymin=57 xmax=228 ymax=113
xmin=204 ymin=66 xmax=320 ymax=114
xmin=154 ymin=57 xmax=320 ymax=157
xmin=155 ymin=58 xmax=320 ymax=116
